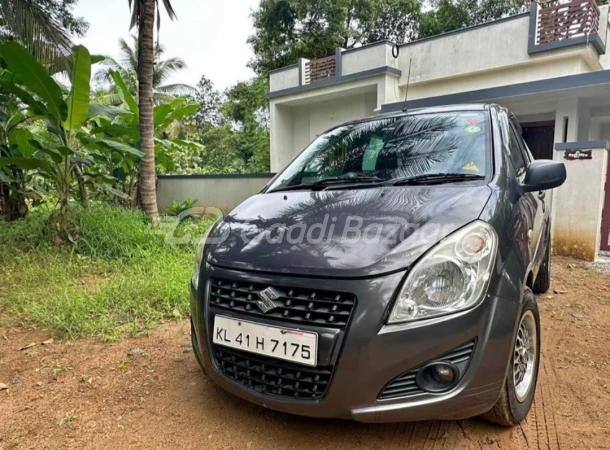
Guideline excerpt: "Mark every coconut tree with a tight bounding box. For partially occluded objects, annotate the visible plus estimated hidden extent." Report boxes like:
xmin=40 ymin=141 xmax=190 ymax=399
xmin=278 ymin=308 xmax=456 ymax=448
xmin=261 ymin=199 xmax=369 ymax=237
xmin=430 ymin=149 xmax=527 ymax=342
xmin=128 ymin=0 xmax=177 ymax=218
xmin=0 ymin=0 xmax=88 ymax=70
xmin=93 ymin=36 xmax=195 ymax=104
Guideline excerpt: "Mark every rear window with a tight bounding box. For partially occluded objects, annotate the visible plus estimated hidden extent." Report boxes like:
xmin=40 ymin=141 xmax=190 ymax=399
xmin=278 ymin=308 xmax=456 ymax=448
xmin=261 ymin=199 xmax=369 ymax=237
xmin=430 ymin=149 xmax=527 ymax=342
xmin=268 ymin=111 xmax=491 ymax=190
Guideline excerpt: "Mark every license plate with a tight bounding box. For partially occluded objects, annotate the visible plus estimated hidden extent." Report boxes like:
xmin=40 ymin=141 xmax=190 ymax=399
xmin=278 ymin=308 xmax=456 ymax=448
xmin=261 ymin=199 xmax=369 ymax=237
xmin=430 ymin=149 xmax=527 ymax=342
xmin=212 ymin=316 xmax=318 ymax=367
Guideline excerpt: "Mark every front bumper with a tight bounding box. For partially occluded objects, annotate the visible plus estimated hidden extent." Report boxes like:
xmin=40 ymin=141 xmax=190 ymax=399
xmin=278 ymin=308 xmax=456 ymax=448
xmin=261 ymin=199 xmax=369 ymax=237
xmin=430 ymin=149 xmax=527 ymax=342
xmin=190 ymin=264 xmax=520 ymax=423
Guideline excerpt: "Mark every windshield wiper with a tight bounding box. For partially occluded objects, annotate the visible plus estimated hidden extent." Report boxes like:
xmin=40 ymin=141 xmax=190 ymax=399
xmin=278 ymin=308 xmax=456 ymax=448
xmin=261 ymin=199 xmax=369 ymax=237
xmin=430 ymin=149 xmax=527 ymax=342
xmin=269 ymin=173 xmax=484 ymax=193
xmin=268 ymin=175 xmax=384 ymax=193
xmin=389 ymin=173 xmax=485 ymax=186
xmin=327 ymin=173 xmax=485 ymax=190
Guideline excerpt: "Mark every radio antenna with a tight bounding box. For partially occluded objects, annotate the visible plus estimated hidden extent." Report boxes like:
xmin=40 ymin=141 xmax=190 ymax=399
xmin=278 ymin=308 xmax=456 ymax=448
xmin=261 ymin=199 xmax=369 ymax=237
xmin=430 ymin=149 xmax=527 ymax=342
xmin=402 ymin=57 xmax=412 ymax=113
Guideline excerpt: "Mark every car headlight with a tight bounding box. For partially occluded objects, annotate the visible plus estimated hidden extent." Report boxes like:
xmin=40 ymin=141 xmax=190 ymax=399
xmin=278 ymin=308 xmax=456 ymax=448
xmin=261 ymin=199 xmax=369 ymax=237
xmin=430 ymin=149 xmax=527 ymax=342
xmin=388 ymin=220 xmax=498 ymax=324
xmin=192 ymin=219 xmax=221 ymax=290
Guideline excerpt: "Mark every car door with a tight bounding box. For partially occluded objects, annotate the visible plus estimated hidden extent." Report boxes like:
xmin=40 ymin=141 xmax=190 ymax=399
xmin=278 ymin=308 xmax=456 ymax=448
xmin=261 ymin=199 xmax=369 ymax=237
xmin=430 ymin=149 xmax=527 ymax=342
xmin=509 ymin=122 xmax=545 ymax=266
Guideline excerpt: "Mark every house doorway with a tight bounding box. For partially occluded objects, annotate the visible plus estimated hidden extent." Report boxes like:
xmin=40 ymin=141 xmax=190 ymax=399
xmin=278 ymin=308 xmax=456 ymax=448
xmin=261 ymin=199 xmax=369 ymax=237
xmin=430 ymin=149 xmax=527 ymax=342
xmin=522 ymin=121 xmax=555 ymax=160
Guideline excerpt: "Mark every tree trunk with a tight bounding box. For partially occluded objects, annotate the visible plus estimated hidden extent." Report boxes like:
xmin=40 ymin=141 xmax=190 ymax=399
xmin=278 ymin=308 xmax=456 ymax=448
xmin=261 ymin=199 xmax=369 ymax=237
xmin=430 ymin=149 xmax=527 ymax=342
xmin=137 ymin=0 xmax=159 ymax=218
xmin=0 ymin=172 xmax=28 ymax=221
xmin=74 ymin=164 xmax=89 ymax=209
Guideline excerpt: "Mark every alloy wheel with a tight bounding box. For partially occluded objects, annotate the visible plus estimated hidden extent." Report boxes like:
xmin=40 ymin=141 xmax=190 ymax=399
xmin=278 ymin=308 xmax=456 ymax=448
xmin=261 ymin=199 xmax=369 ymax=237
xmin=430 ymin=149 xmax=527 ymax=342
xmin=513 ymin=310 xmax=537 ymax=402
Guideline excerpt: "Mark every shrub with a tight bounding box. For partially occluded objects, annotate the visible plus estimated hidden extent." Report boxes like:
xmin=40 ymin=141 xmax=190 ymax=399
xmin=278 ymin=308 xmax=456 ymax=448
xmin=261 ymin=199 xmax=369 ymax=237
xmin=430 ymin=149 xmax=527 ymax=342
xmin=0 ymin=204 xmax=211 ymax=340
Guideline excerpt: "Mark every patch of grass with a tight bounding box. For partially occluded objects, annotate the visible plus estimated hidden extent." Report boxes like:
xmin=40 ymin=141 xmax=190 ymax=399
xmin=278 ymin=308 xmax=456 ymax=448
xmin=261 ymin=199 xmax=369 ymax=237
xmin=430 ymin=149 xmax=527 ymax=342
xmin=0 ymin=205 xmax=214 ymax=341
xmin=37 ymin=359 xmax=73 ymax=380
xmin=58 ymin=411 xmax=77 ymax=427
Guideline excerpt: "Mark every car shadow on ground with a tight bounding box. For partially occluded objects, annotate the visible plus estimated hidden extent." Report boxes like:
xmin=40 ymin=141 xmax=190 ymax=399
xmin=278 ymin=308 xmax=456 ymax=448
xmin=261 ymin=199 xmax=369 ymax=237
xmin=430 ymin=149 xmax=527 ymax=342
xmin=192 ymin=371 xmax=511 ymax=450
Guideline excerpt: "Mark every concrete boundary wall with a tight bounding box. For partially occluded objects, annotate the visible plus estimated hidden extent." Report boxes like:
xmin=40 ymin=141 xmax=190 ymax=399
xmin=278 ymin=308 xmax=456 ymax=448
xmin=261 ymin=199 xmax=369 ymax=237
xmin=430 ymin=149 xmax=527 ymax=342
xmin=551 ymin=143 xmax=609 ymax=260
xmin=157 ymin=174 xmax=275 ymax=214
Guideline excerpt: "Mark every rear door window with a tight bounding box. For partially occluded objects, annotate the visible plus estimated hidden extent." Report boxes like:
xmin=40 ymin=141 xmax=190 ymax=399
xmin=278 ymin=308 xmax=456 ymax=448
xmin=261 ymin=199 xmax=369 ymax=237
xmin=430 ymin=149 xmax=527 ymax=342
xmin=509 ymin=127 xmax=526 ymax=177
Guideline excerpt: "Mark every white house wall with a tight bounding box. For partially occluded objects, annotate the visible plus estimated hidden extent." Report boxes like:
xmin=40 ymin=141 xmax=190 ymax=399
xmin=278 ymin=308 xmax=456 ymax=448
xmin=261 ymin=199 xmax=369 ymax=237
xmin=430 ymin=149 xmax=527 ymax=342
xmin=397 ymin=15 xmax=532 ymax=86
xmin=270 ymin=66 xmax=300 ymax=92
xmin=271 ymin=91 xmax=377 ymax=172
xmin=341 ymin=44 xmax=393 ymax=76
xmin=270 ymin=104 xmax=293 ymax=173
xmin=396 ymin=19 xmax=609 ymax=102
xmin=407 ymin=55 xmax=595 ymax=102
xmin=307 ymin=92 xmax=377 ymax=140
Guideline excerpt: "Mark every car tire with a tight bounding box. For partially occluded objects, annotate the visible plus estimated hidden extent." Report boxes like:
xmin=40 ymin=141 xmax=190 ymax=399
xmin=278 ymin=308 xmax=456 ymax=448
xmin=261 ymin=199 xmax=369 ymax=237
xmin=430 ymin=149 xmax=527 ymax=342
xmin=482 ymin=288 xmax=540 ymax=426
xmin=533 ymin=240 xmax=551 ymax=294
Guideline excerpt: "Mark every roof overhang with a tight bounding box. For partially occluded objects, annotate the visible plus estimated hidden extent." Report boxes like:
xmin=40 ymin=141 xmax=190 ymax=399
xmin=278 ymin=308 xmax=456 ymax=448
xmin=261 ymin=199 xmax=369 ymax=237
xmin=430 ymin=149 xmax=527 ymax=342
xmin=267 ymin=66 xmax=401 ymax=100
xmin=381 ymin=70 xmax=610 ymax=113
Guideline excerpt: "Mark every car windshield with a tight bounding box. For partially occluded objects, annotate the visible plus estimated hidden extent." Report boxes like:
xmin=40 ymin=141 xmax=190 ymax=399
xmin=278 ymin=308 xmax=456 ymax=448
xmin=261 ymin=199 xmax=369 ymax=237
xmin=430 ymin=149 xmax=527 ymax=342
xmin=267 ymin=111 xmax=490 ymax=192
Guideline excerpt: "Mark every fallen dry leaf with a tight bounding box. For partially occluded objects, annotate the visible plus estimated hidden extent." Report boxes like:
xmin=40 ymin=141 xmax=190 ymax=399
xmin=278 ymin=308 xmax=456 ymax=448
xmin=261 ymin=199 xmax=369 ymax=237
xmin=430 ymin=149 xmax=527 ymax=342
xmin=42 ymin=338 xmax=54 ymax=345
xmin=554 ymin=289 xmax=568 ymax=294
xmin=0 ymin=383 xmax=7 ymax=391
xmin=19 ymin=343 xmax=36 ymax=351
xmin=119 ymin=360 xmax=131 ymax=370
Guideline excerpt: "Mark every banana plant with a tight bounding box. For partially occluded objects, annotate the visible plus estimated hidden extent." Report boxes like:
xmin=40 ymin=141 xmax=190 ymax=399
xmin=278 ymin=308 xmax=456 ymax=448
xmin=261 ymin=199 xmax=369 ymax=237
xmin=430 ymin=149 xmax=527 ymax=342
xmin=0 ymin=42 xmax=143 ymax=238
xmin=0 ymin=95 xmax=31 ymax=220
xmin=87 ymin=69 xmax=201 ymax=201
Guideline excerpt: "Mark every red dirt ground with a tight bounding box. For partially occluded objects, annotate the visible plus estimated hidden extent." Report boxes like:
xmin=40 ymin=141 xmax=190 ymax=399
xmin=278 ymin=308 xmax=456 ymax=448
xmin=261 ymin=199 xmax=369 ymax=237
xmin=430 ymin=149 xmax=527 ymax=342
xmin=1 ymin=257 xmax=609 ymax=449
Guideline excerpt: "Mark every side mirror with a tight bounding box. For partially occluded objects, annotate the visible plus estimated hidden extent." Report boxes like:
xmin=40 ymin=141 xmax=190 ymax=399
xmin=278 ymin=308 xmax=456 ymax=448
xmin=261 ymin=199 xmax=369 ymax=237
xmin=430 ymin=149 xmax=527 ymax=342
xmin=522 ymin=160 xmax=566 ymax=193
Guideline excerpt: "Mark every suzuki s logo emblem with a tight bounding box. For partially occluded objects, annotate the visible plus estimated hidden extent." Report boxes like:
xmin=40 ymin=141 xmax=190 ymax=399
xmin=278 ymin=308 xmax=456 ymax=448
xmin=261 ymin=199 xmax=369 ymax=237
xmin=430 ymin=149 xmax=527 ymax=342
xmin=257 ymin=287 xmax=281 ymax=313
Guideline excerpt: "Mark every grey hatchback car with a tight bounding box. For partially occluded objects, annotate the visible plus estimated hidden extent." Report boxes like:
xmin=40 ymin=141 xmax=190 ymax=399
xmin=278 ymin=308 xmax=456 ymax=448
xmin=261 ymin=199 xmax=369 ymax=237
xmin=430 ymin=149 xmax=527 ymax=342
xmin=190 ymin=104 xmax=566 ymax=426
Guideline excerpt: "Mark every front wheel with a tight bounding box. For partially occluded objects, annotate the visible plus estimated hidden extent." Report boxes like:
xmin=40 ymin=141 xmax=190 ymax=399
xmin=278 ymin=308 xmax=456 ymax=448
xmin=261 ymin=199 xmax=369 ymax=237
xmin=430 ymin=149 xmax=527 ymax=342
xmin=482 ymin=288 xmax=540 ymax=426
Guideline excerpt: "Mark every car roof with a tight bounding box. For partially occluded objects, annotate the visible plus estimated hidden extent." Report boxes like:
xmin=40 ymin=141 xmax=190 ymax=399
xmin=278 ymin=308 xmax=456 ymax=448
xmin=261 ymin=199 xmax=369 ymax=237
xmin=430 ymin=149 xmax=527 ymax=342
xmin=338 ymin=104 xmax=495 ymax=128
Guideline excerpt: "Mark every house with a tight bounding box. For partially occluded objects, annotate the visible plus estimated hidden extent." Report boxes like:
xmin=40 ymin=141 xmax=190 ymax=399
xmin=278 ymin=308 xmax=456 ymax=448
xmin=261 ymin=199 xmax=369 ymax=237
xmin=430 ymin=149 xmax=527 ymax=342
xmin=267 ymin=0 xmax=610 ymax=261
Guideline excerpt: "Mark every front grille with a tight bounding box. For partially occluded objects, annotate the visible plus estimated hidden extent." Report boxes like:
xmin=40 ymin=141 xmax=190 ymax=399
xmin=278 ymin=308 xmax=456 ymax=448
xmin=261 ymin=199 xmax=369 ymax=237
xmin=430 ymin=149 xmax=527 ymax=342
xmin=212 ymin=345 xmax=332 ymax=400
xmin=208 ymin=278 xmax=356 ymax=330
xmin=378 ymin=340 xmax=476 ymax=400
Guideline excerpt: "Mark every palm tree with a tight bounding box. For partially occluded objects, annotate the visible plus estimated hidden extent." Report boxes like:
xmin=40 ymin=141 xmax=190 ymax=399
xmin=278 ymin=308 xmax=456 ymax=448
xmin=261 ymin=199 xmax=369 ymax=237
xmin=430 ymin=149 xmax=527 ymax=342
xmin=0 ymin=0 xmax=72 ymax=68
xmin=94 ymin=36 xmax=195 ymax=104
xmin=128 ymin=0 xmax=177 ymax=218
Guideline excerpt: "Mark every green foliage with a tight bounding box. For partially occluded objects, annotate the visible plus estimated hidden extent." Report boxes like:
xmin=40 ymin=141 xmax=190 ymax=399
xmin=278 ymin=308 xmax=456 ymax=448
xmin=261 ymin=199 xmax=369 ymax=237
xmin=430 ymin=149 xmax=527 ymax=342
xmin=72 ymin=204 xmax=168 ymax=258
xmin=0 ymin=47 xmax=199 ymax=217
xmin=64 ymin=45 xmax=91 ymax=132
xmin=222 ymin=76 xmax=270 ymax=172
xmin=0 ymin=0 xmax=89 ymax=69
xmin=88 ymin=74 xmax=202 ymax=193
xmin=0 ymin=41 xmax=68 ymax=122
xmin=167 ymin=198 xmax=198 ymax=217
xmin=193 ymin=75 xmax=222 ymax=128
xmin=0 ymin=205 xmax=213 ymax=340
xmin=419 ymin=0 xmax=530 ymax=39
xmin=109 ymin=69 xmax=138 ymax=115
xmin=248 ymin=0 xmax=420 ymax=74
xmin=222 ymin=76 xmax=269 ymax=130
xmin=33 ymin=0 xmax=89 ymax=37
xmin=419 ymin=0 xmax=474 ymax=39
xmin=248 ymin=0 xmax=569 ymax=74
xmin=176 ymin=75 xmax=270 ymax=176
xmin=93 ymin=36 xmax=195 ymax=105
xmin=0 ymin=43 xmax=145 ymax=236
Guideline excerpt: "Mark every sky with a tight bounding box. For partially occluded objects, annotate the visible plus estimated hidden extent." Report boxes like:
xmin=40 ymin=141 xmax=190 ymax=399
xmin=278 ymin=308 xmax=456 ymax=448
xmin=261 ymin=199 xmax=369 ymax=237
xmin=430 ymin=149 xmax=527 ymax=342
xmin=73 ymin=0 xmax=259 ymax=91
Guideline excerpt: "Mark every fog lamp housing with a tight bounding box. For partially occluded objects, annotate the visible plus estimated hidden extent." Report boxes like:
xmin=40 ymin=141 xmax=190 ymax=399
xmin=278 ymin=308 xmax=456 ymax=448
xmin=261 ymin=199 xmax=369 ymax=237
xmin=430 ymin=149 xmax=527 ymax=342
xmin=416 ymin=362 xmax=460 ymax=393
